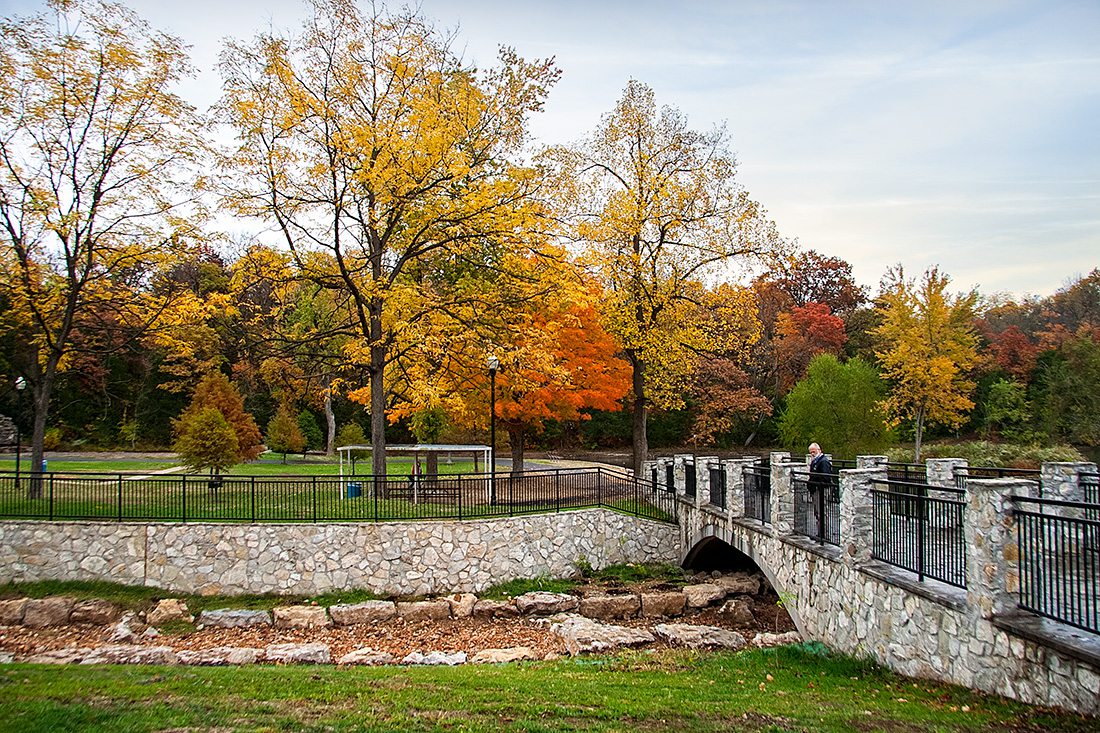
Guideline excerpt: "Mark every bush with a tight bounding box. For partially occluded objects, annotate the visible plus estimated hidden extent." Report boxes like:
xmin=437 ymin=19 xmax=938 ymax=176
xmin=884 ymin=440 xmax=1084 ymax=468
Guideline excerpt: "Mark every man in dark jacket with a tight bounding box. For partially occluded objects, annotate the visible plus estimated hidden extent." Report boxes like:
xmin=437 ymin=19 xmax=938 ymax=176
xmin=807 ymin=443 xmax=833 ymax=538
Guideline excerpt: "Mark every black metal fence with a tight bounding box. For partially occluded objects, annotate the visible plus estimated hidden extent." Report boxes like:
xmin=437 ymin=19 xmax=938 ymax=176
xmin=887 ymin=462 xmax=927 ymax=483
xmin=954 ymin=465 xmax=1040 ymax=490
xmin=684 ymin=460 xmax=696 ymax=498
xmin=743 ymin=465 xmax=771 ymax=525
xmin=0 ymin=467 xmax=677 ymax=525
xmin=1014 ymin=495 xmax=1099 ymax=635
xmin=871 ymin=480 xmax=967 ymax=588
xmin=793 ymin=471 xmax=840 ymax=546
xmin=708 ymin=463 xmax=726 ymax=509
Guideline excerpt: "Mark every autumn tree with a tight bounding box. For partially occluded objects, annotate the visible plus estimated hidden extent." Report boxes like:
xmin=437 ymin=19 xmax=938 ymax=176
xmin=874 ymin=266 xmax=979 ymax=461
xmin=551 ymin=80 xmax=784 ymax=474
xmin=762 ymin=250 xmax=867 ymax=314
xmin=266 ymin=403 xmax=306 ymax=463
xmin=218 ymin=0 xmax=558 ymax=476
xmin=773 ymin=302 xmax=847 ymax=391
xmin=687 ymin=357 xmax=772 ymax=447
xmin=0 ymin=0 xmax=207 ymax=494
xmin=173 ymin=407 xmax=239 ymax=479
xmin=174 ymin=371 xmax=263 ymax=464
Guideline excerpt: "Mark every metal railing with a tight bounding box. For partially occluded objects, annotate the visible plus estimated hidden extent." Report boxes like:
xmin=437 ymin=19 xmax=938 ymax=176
xmin=871 ymin=480 xmax=967 ymax=588
xmin=793 ymin=471 xmax=840 ymax=546
xmin=886 ymin=462 xmax=927 ymax=483
xmin=743 ymin=465 xmax=771 ymax=525
xmin=708 ymin=463 xmax=726 ymax=509
xmin=955 ymin=466 xmax=1039 ymax=490
xmin=1014 ymin=495 xmax=1099 ymax=635
xmin=684 ymin=461 xmax=696 ymax=498
xmin=0 ymin=467 xmax=677 ymax=525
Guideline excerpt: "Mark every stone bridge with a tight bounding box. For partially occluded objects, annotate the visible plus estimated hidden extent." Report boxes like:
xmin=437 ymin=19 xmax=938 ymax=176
xmin=656 ymin=452 xmax=1099 ymax=716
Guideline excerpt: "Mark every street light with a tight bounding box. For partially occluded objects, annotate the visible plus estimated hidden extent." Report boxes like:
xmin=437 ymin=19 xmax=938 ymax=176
xmin=13 ymin=377 xmax=25 ymax=489
xmin=487 ymin=355 xmax=499 ymax=501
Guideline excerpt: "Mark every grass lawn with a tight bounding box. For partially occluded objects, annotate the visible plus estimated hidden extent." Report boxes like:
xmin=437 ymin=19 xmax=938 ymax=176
xmin=0 ymin=646 xmax=1094 ymax=732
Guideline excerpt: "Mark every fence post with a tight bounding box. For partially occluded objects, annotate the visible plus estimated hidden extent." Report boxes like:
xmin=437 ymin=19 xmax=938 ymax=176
xmin=597 ymin=468 xmax=603 ymax=508
xmin=117 ymin=475 xmax=123 ymax=522
xmin=928 ymin=458 xmax=968 ymax=490
xmin=725 ymin=458 xmax=756 ymax=520
xmin=841 ymin=457 xmax=885 ymax=568
xmin=250 ymin=476 xmax=256 ymax=523
xmin=1040 ymin=461 xmax=1098 ymax=502
xmin=965 ymin=477 xmax=1036 ymax=620
xmin=181 ymin=474 xmax=187 ymax=523
xmin=312 ymin=475 xmax=317 ymax=523
xmin=769 ymin=452 xmax=793 ymax=538
xmin=48 ymin=473 xmax=54 ymax=521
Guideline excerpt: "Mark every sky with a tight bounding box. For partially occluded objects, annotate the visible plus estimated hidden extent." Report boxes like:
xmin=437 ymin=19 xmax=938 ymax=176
xmin=3 ymin=0 xmax=1098 ymax=298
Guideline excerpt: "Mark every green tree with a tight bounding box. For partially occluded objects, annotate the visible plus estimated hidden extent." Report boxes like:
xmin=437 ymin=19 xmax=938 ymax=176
xmin=266 ymin=404 xmax=306 ymax=463
xmin=297 ymin=410 xmax=322 ymax=453
xmin=982 ymin=378 xmax=1032 ymax=442
xmin=874 ymin=266 xmax=979 ymax=461
xmin=779 ymin=354 xmax=893 ymax=460
xmin=1031 ymin=335 xmax=1100 ymax=445
xmin=173 ymin=407 xmax=239 ymax=478
xmin=175 ymin=372 xmax=263 ymax=463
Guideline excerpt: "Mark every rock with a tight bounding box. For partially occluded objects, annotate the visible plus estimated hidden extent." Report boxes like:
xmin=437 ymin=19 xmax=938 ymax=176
xmin=338 ymin=648 xmax=397 ymax=666
xmin=177 ymin=647 xmax=263 ymax=665
xmin=552 ymin=615 xmax=655 ymax=655
xmin=70 ymin=599 xmax=121 ymax=625
xmin=329 ymin=601 xmax=396 ymax=626
xmin=718 ymin=599 xmax=756 ymax=626
xmin=273 ymin=605 xmax=331 ymax=629
xmin=514 ymin=592 xmax=579 ymax=615
xmin=142 ymin=627 xmax=161 ymax=639
xmin=471 ymin=647 xmax=538 ymax=664
xmin=472 ymin=599 xmax=518 ymax=618
xmin=109 ymin=614 xmax=139 ymax=643
xmin=683 ymin=584 xmax=725 ymax=608
xmin=198 ymin=609 xmax=272 ymax=629
xmin=26 ymin=647 xmax=93 ymax=664
xmin=81 ymin=645 xmax=180 ymax=665
xmin=714 ymin=573 xmax=761 ymax=596
xmin=396 ymin=600 xmax=451 ymax=622
xmin=0 ymin=598 xmax=27 ymax=625
xmin=654 ymin=623 xmax=747 ymax=650
xmin=264 ymin=643 xmax=332 ymax=664
xmin=402 ymin=651 xmax=467 ymax=666
xmin=147 ymin=599 xmax=193 ymax=626
xmin=0 ymin=652 xmax=13 ymax=664
xmin=639 ymin=592 xmax=686 ymax=618
xmin=753 ymin=631 xmax=802 ymax=647
xmin=23 ymin=596 xmax=75 ymax=627
xmin=579 ymin=594 xmax=640 ymax=620
xmin=447 ymin=593 xmax=478 ymax=618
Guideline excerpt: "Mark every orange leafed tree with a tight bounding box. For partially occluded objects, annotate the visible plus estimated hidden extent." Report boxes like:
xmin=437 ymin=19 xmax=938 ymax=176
xmin=774 ymin=302 xmax=848 ymax=391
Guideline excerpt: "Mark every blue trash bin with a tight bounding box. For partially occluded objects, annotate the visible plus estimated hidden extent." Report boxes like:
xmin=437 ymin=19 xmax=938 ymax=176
xmin=346 ymin=482 xmax=362 ymax=499
xmin=41 ymin=459 xmax=47 ymax=473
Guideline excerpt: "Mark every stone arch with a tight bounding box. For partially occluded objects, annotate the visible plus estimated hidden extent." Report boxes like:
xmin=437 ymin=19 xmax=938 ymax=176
xmin=682 ymin=524 xmax=807 ymax=638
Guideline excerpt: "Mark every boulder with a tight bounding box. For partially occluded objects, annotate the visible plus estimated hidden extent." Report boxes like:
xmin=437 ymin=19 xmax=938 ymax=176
xmin=714 ymin=573 xmax=761 ymax=596
xmin=579 ymin=594 xmax=640 ymax=620
xmin=71 ymin=599 xmax=121 ymax=625
xmin=752 ymin=631 xmax=802 ymax=647
xmin=682 ymin=584 xmax=725 ymax=608
xmin=654 ymin=623 xmax=746 ymax=650
xmin=147 ymin=599 xmax=193 ymax=626
xmin=273 ymin=605 xmax=331 ymax=629
xmin=109 ymin=612 xmax=141 ymax=643
xmin=514 ymin=592 xmax=579 ymax=615
xmin=639 ymin=592 xmax=686 ymax=618
xmin=329 ymin=601 xmax=396 ymax=626
xmin=472 ymin=599 xmax=518 ymax=618
xmin=0 ymin=652 xmax=13 ymax=664
xmin=177 ymin=647 xmax=262 ymax=666
xmin=471 ymin=647 xmax=538 ymax=664
xmin=446 ymin=593 xmax=478 ymax=618
xmin=26 ymin=647 xmax=93 ymax=664
xmin=80 ymin=645 xmax=180 ymax=665
xmin=0 ymin=598 xmax=27 ymax=625
xmin=198 ymin=609 xmax=272 ymax=629
xmin=338 ymin=648 xmax=397 ymax=666
xmin=23 ymin=596 xmax=75 ymax=627
xmin=718 ymin=599 xmax=756 ymax=626
xmin=552 ymin=616 xmax=655 ymax=655
xmin=396 ymin=600 xmax=451 ymax=622
xmin=402 ymin=651 xmax=467 ymax=666
xmin=264 ymin=643 xmax=332 ymax=665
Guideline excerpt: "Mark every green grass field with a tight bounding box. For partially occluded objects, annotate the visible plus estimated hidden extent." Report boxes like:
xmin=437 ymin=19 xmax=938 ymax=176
xmin=0 ymin=646 xmax=1094 ymax=732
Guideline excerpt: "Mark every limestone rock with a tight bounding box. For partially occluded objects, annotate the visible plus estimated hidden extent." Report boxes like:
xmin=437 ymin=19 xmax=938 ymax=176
xmin=0 ymin=598 xmax=27 ymax=625
xmin=471 ymin=647 xmax=538 ymax=664
xmin=71 ymin=599 xmax=121 ymax=625
xmin=447 ymin=593 xmax=478 ymax=618
xmin=26 ymin=647 xmax=93 ymax=664
xmin=147 ymin=599 xmax=193 ymax=626
xmin=552 ymin=615 xmax=655 ymax=655
xmin=264 ymin=642 xmax=332 ymax=664
xmin=752 ymin=631 xmax=802 ymax=647
xmin=472 ymin=599 xmax=518 ymax=618
xmin=109 ymin=614 xmax=139 ymax=643
xmin=273 ymin=605 xmax=331 ymax=629
xmin=714 ymin=573 xmax=761 ymax=596
xmin=718 ymin=599 xmax=756 ymax=626
xmin=514 ymin=592 xmax=579 ymax=615
xmin=396 ymin=600 xmax=451 ymax=622
xmin=198 ymin=609 xmax=272 ymax=629
xmin=655 ymin=623 xmax=746 ymax=649
xmin=639 ymin=592 xmax=686 ymax=618
xmin=338 ymin=648 xmax=397 ymax=666
xmin=402 ymin=651 xmax=467 ymax=666
xmin=329 ymin=601 xmax=396 ymax=626
xmin=0 ymin=652 xmax=14 ymax=664
xmin=177 ymin=647 xmax=262 ymax=666
xmin=683 ymin=583 xmax=725 ymax=608
xmin=579 ymin=594 xmax=640 ymax=620
xmin=81 ymin=645 xmax=180 ymax=665
xmin=23 ymin=596 xmax=75 ymax=627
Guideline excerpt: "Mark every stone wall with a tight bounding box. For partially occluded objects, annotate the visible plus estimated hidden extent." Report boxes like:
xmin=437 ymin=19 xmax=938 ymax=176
xmin=0 ymin=509 xmax=680 ymax=597
xmin=678 ymin=457 xmax=1100 ymax=716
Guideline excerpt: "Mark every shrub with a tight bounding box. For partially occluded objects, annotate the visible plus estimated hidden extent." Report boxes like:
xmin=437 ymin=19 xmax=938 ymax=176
xmin=885 ymin=440 xmax=1084 ymax=468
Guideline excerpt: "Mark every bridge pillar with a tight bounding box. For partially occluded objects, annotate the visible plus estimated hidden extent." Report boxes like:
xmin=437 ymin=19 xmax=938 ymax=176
xmin=769 ymin=453 xmax=794 ymax=538
xmin=840 ymin=465 xmax=884 ymax=565
xmin=928 ymin=458 xmax=968 ymax=489
xmin=1040 ymin=462 xmax=1098 ymax=502
xmin=723 ymin=458 xmax=759 ymax=519
xmin=856 ymin=455 xmax=888 ymax=469
xmin=696 ymin=455 xmax=718 ymax=509
xmin=965 ymin=478 xmax=1037 ymax=620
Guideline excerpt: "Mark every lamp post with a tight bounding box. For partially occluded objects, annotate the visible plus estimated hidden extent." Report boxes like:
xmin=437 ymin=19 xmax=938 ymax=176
xmin=488 ymin=355 xmax=499 ymax=502
xmin=13 ymin=377 xmax=25 ymax=489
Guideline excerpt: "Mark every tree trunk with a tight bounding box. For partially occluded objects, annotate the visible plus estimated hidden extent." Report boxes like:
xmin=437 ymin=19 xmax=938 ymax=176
xmin=913 ymin=407 xmax=925 ymax=463
xmin=630 ymin=355 xmax=647 ymax=476
xmin=369 ymin=301 xmax=387 ymax=478
xmin=27 ymin=354 xmax=60 ymax=500
xmin=426 ymin=452 xmax=438 ymax=477
xmin=324 ymin=380 xmax=336 ymax=456
xmin=509 ymin=425 xmax=525 ymax=473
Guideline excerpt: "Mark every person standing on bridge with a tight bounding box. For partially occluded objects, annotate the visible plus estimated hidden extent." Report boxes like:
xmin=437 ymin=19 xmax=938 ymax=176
xmin=807 ymin=443 xmax=833 ymax=539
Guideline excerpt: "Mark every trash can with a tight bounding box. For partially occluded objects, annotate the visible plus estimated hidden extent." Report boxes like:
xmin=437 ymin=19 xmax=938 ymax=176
xmin=41 ymin=459 xmax=47 ymax=473
xmin=346 ymin=482 xmax=362 ymax=499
